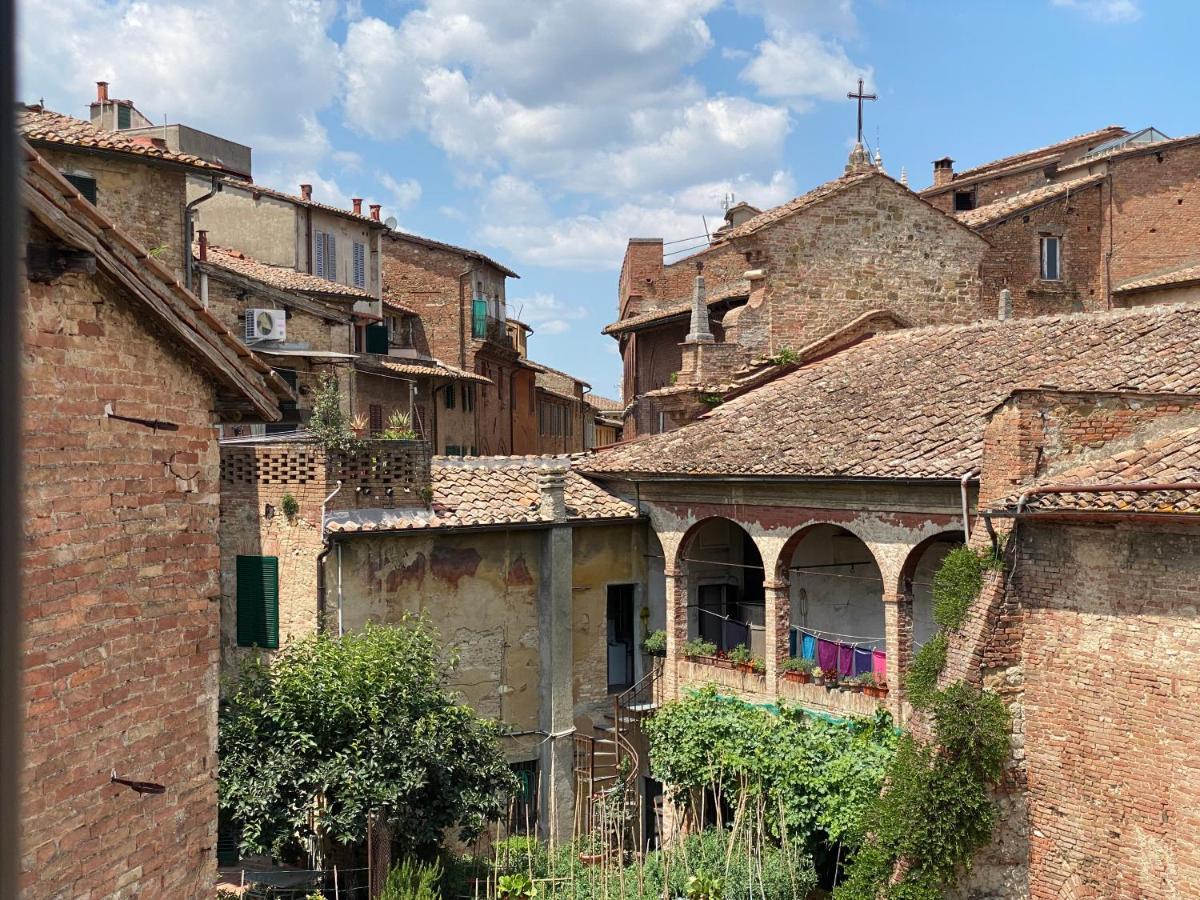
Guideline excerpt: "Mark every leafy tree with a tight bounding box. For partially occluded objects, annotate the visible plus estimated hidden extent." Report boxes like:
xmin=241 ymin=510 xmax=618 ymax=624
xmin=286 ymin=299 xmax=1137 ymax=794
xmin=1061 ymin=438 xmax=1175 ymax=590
xmin=219 ymin=619 xmax=516 ymax=859
xmin=306 ymin=374 xmax=359 ymax=452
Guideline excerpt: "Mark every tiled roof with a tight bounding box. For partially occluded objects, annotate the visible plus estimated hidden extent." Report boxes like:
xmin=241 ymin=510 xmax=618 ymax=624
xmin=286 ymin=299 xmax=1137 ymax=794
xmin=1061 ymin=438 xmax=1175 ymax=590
xmin=22 ymin=142 xmax=288 ymax=419
xmin=203 ymin=244 xmax=380 ymax=302
xmin=362 ymin=357 xmax=492 ymax=384
xmin=18 ymin=105 xmax=220 ymax=170
xmin=588 ymin=395 xmax=624 ymax=412
xmin=923 ymin=125 xmax=1126 ymax=192
xmin=956 ymin=174 xmax=1105 ymax=228
xmin=1115 ymin=260 xmax=1200 ymax=294
xmin=580 ymin=305 xmax=1200 ymax=481
xmin=993 ymin=416 xmax=1200 ymax=515
xmin=235 ymin=181 xmax=387 ymax=228
xmin=603 ymin=279 xmax=750 ymax=336
xmin=1057 ymin=132 xmax=1200 ymax=176
xmin=715 ymin=172 xmax=876 ymax=241
xmin=325 ymin=456 xmax=639 ymax=532
xmin=383 ymin=228 xmax=519 ymax=278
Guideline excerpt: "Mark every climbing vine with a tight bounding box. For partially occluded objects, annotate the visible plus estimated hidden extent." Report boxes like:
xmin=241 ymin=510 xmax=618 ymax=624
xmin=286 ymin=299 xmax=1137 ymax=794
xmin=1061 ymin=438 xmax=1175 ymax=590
xmin=836 ymin=547 xmax=1011 ymax=899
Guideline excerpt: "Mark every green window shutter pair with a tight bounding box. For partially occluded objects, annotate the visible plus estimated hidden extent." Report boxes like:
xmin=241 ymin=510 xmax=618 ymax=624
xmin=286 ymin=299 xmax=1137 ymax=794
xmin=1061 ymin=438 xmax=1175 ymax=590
xmin=472 ymin=297 xmax=488 ymax=338
xmin=236 ymin=555 xmax=279 ymax=649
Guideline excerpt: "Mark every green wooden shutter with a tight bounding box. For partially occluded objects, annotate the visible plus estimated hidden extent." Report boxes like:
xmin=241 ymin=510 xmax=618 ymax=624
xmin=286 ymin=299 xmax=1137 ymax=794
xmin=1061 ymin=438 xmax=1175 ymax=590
xmin=365 ymin=323 xmax=389 ymax=354
xmin=236 ymin=555 xmax=279 ymax=649
xmin=63 ymin=174 xmax=98 ymax=205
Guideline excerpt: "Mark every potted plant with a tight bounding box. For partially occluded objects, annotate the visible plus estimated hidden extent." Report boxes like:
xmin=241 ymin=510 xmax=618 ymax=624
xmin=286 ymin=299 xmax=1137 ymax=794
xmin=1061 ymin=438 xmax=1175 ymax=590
xmin=780 ymin=657 xmax=814 ymax=684
xmin=823 ymin=669 xmax=840 ymax=690
xmin=812 ymin=667 xmax=825 ymax=686
xmin=642 ymin=629 xmax=667 ymax=658
xmin=729 ymin=644 xmax=754 ymax=673
xmin=350 ymin=411 xmax=370 ymax=438
xmin=750 ymin=656 xmax=766 ymax=675
xmin=857 ymin=672 xmax=881 ymax=697
xmin=681 ymin=638 xmax=718 ymax=663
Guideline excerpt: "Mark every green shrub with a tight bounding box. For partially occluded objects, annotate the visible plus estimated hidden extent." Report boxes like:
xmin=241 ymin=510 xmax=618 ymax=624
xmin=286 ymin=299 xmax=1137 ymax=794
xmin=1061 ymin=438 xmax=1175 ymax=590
xmin=931 ymin=547 xmax=985 ymax=631
xmin=768 ymin=346 xmax=800 ymax=366
xmin=280 ymin=492 xmax=300 ymax=520
xmin=380 ymin=857 xmax=442 ymax=900
xmin=780 ymin=656 xmax=813 ymax=673
xmin=728 ymin=644 xmax=752 ymax=666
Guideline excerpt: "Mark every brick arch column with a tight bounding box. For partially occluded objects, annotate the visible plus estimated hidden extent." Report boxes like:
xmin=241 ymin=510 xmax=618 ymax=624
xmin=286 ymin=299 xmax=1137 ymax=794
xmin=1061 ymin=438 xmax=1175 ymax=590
xmin=882 ymin=588 xmax=913 ymax=717
xmin=662 ymin=565 xmax=688 ymax=700
xmin=762 ymin=578 xmax=790 ymax=685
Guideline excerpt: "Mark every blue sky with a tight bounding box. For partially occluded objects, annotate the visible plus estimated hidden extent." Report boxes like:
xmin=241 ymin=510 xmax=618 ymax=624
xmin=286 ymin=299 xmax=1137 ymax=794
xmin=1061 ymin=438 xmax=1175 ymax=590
xmin=18 ymin=0 xmax=1197 ymax=398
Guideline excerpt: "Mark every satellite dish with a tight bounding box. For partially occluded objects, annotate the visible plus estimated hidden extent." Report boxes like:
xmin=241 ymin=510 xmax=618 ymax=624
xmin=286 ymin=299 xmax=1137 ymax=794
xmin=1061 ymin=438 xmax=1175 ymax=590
xmin=384 ymin=216 xmax=398 ymax=230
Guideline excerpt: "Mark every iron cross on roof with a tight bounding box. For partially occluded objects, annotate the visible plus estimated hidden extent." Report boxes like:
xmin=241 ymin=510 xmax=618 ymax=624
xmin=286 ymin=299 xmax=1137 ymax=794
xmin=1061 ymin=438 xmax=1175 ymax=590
xmin=848 ymin=77 xmax=877 ymax=145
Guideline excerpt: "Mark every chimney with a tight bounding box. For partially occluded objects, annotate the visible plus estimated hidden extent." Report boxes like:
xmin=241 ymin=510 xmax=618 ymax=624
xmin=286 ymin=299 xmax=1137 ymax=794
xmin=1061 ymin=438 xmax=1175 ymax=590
xmin=933 ymin=157 xmax=955 ymax=188
xmin=299 ymin=183 xmax=312 ymax=202
xmin=96 ymin=81 xmax=109 ymax=102
xmin=352 ymin=198 xmax=363 ymax=216
xmin=538 ymin=469 xmax=568 ymax=523
xmin=686 ymin=263 xmax=714 ymax=344
xmin=198 ymin=230 xmax=208 ymax=262
xmin=998 ymin=288 xmax=1013 ymax=321
xmin=369 ymin=204 xmax=382 ymax=222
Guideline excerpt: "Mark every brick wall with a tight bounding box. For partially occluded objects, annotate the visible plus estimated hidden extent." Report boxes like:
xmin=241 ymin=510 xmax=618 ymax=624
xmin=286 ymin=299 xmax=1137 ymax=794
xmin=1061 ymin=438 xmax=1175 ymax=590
xmin=40 ymin=146 xmax=187 ymax=278
xmin=1106 ymin=140 xmax=1200 ymax=288
xmin=22 ymin=257 xmax=220 ymax=898
xmin=1012 ymin=521 xmax=1200 ymax=899
xmin=977 ymin=182 xmax=1106 ymax=317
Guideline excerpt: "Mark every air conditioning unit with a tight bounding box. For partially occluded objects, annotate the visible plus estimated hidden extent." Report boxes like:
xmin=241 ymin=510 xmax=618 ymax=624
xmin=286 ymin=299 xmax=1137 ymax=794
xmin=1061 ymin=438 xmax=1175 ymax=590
xmin=244 ymin=308 xmax=286 ymax=342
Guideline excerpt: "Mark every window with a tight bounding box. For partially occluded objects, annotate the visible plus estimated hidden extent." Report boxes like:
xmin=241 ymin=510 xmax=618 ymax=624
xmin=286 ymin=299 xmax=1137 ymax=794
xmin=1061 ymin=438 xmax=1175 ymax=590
xmin=236 ymin=555 xmax=279 ymax=649
xmin=365 ymin=323 xmax=389 ymax=354
xmin=63 ymin=173 xmax=97 ymax=205
xmin=445 ymin=384 xmax=456 ymax=409
xmin=953 ymin=190 xmax=976 ymax=212
xmin=1040 ymin=236 xmax=1061 ymax=281
xmin=540 ymin=401 xmax=569 ymax=437
xmin=314 ymin=232 xmax=337 ymax=280
xmin=607 ymin=584 xmax=636 ymax=693
xmin=463 ymin=383 xmax=475 ymax=412
xmin=352 ymin=241 xmax=366 ymax=288
xmin=509 ymin=760 xmax=539 ymax=834
xmin=387 ymin=315 xmax=412 ymax=349
xmin=369 ymin=403 xmax=383 ymax=436
xmin=116 ymin=104 xmax=131 ymax=129
xmin=354 ymin=324 xmax=364 ymax=353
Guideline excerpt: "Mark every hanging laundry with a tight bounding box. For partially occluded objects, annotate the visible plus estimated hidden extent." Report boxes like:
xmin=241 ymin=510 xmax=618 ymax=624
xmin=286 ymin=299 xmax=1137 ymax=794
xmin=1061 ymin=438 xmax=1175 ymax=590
xmin=726 ymin=619 xmax=749 ymax=652
xmin=872 ymin=649 xmax=887 ymax=680
xmin=789 ymin=630 xmax=797 ymax=658
xmin=853 ymin=646 xmax=873 ymax=677
xmin=838 ymin=642 xmax=854 ymax=678
xmin=817 ymin=638 xmax=838 ymax=673
xmin=801 ymin=631 xmax=817 ymax=662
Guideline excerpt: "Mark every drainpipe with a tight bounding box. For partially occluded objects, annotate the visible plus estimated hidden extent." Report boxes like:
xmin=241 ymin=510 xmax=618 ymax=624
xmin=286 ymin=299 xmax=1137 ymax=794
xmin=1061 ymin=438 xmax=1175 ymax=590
xmin=315 ymin=480 xmax=343 ymax=632
xmin=197 ymin=230 xmax=209 ymax=308
xmin=458 ymin=269 xmax=471 ymax=368
xmin=960 ymin=469 xmax=978 ymax=543
xmin=337 ymin=542 xmax=345 ymax=637
xmin=184 ymin=176 xmax=222 ymax=292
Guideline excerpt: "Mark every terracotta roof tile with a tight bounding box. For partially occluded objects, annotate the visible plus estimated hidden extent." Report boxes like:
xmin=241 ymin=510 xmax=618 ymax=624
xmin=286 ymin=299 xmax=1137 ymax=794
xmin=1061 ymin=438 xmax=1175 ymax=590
xmin=325 ymin=457 xmax=639 ymax=532
xmin=994 ymin=415 xmax=1200 ymax=514
xmin=588 ymin=394 xmax=624 ymax=412
xmin=956 ymin=174 xmax=1105 ymax=228
xmin=360 ymin=357 xmax=492 ymax=384
xmin=1115 ymin=260 xmax=1200 ymax=294
xmin=202 ymin=244 xmax=381 ymax=301
xmin=581 ymin=305 xmax=1200 ymax=481
xmin=19 ymin=105 xmax=221 ymax=170
xmin=236 ymin=181 xmax=387 ymax=228
xmin=716 ymin=172 xmax=876 ymax=241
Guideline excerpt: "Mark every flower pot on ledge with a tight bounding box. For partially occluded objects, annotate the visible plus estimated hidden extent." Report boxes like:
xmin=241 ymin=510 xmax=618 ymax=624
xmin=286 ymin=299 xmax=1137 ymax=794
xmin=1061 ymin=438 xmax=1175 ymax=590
xmin=783 ymin=671 xmax=812 ymax=685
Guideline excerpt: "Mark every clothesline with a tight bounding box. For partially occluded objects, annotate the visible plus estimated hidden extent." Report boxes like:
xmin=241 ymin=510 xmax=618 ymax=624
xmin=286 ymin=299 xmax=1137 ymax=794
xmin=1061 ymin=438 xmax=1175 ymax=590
xmin=690 ymin=606 xmax=765 ymax=629
xmin=790 ymin=624 xmax=884 ymax=645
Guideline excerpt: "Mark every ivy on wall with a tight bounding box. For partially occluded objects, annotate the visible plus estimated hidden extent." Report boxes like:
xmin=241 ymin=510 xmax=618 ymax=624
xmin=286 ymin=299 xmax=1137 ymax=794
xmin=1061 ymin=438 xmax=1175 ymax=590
xmin=835 ymin=547 xmax=1010 ymax=900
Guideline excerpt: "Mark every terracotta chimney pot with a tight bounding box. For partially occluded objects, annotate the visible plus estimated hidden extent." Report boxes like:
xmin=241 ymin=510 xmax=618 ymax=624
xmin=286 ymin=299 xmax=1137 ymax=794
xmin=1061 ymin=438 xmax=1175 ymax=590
xmin=96 ymin=81 xmax=109 ymax=102
xmin=352 ymin=198 xmax=363 ymax=216
xmin=369 ymin=204 xmax=382 ymax=222
xmin=299 ymin=183 xmax=313 ymax=202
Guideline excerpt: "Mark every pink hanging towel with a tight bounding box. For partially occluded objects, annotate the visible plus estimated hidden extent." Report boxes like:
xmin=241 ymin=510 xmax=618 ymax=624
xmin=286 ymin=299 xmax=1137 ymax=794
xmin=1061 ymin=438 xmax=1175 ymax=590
xmin=872 ymin=649 xmax=887 ymax=679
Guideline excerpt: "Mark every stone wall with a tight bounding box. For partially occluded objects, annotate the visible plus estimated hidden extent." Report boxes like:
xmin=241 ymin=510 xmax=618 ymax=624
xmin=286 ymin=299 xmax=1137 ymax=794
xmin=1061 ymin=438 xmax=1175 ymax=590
xmin=41 ymin=145 xmax=188 ymax=277
xmin=22 ymin=260 xmax=220 ymax=898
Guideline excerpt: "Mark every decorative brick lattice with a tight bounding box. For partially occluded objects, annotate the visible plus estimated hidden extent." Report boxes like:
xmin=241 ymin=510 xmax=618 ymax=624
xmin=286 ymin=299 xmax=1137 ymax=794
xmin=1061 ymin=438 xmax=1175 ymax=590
xmin=220 ymin=446 xmax=320 ymax=487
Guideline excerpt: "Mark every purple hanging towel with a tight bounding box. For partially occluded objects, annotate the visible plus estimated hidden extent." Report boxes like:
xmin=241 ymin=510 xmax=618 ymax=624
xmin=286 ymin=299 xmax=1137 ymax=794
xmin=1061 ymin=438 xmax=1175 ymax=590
xmin=872 ymin=649 xmax=887 ymax=680
xmin=853 ymin=646 xmax=873 ymax=677
xmin=838 ymin=643 xmax=854 ymax=678
xmin=817 ymin=638 xmax=838 ymax=673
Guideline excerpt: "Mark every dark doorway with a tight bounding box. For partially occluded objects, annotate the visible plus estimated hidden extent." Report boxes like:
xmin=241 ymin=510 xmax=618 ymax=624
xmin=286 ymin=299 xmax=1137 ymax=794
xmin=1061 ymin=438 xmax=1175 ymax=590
xmin=643 ymin=778 xmax=663 ymax=852
xmin=607 ymin=584 xmax=635 ymax=692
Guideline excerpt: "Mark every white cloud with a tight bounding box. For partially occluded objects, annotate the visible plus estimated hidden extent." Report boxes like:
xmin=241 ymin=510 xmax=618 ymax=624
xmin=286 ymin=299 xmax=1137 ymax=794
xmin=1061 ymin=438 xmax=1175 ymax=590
xmin=508 ymin=292 xmax=588 ymax=336
xmin=1051 ymin=0 xmax=1142 ymax=24
xmin=740 ymin=30 xmax=870 ymax=109
xmin=378 ymin=173 xmax=423 ymax=210
xmin=19 ymin=0 xmax=344 ymax=173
